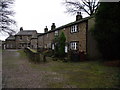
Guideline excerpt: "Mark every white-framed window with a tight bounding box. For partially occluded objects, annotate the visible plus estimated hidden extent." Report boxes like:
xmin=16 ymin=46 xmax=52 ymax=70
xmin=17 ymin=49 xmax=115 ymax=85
xmin=55 ymin=30 xmax=58 ymax=36
xmin=71 ymin=25 xmax=78 ymax=33
xmin=52 ymin=44 xmax=55 ymax=50
xmin=70 ymin=42 xmax=78 ymax=50
xmin=65 ymin=46 xmax=68 ymax=53
xmin=44 ymin=44 xmax=47 ymax=48
xmin=47 ymin=43 xmax=51 ymax=48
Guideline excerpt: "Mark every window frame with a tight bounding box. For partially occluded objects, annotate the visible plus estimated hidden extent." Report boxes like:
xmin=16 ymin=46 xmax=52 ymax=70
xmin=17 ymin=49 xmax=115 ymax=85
xmin=51 ymin=43 xmax=55 ymax=50
xmin=70 ymin=24 xmax=78 ymax=33
xmin=54 ymin=30 xmax=59 ymax=36
xmin=70 ymin=41 xmax=79 ymax=50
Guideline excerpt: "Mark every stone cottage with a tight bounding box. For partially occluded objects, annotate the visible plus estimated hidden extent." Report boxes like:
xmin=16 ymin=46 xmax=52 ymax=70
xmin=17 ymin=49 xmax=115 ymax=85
xmin=30 ymin=33 xmax=42 ymax=50
xmin=38 ymin=12 xmax=101 ymax=59
xmin=5 ymin=27 xmax=38 ymax=49
xmin=5 ymin=35 xmax=16 ymax=49
xmin=15 ymin=28 xmax=37 ymax=49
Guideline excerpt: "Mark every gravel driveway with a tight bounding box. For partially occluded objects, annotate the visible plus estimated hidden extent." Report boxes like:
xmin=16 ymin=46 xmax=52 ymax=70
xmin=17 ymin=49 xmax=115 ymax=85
xmin=2 ymin=49 xmax=64 ymax=88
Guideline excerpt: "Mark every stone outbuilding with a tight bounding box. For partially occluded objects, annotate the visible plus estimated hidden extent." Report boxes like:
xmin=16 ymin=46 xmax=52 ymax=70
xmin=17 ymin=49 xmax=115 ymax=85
xmin=5 ymin=35 xmax=16 ymax=49
xmin=30 ymin=33 xmax=42 ymax=50
xmin=15 ymin=28 xmax=37 ymax=49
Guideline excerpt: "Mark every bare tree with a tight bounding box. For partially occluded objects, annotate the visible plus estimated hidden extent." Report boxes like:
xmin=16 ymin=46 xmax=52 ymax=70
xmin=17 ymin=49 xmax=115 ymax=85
xmin=63 ymin=0 xmax=99 ymax=16
xmin=0 ymin=0 xmax=16 ymax=35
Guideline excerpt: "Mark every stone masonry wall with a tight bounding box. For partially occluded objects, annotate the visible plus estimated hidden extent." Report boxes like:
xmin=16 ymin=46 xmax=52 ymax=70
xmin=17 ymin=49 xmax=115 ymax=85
xmin=31 ymin=38 xmax=37 ymax=49
xmin=15 ymin=35 xmax=32 ymax=49
xmin=38 ymin=21 xmax=87 ymax=53
xmin=6 ymin=40 xmax=16 ymax=49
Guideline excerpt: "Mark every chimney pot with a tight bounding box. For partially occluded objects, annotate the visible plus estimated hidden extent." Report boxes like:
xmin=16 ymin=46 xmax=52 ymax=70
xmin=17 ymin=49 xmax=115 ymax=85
xmin=51 ymin=23 xmax=56 ymax=30
xmin=76 ymin=12 xmax=82 ymax=21
xmin=20 ymin=27 xmax=23 ymax=31
xmin=44 ymin=26 xmax=48 ymax=33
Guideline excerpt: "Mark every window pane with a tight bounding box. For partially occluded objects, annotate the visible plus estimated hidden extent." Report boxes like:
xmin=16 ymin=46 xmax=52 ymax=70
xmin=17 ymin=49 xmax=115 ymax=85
xmin=70 ymin=25 xmax=78 ymax=33
xmin=70 ymin=42 xmax=78 ymax=50
xmin=75 ymin=25 xmax=77 ymax=32
xmin=74 ymin=42 xmax=76 ymax=50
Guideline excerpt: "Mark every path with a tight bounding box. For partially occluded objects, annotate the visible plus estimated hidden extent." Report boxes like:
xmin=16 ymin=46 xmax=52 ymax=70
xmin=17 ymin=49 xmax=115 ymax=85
xmin=2 ymin=49 xmax=63 ymax=88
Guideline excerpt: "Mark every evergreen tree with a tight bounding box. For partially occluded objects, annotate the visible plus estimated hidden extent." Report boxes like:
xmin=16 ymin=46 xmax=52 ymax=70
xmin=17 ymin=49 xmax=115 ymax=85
xmin=53 ymin=32 xmax=66 ymax=58
xmin=58 ymin=32 xmax=66 ymax=57
xmin=94 ymin=2 xmax=120 ymax=60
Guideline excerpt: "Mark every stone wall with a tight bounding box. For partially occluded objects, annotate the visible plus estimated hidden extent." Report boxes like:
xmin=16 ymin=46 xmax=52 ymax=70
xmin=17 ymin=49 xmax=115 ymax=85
xmin=38 ymin=21 xmax=87 ymax=53
xmin=6 ymin=40 xmax=16 ymax=49
xmin=15 ymin=35 xmax=32 ymax=49
xmin=43 ymin=32 xmax=54 ymax=49
xmin=38 ymin=35 xmax=44 ymax=49
xmin=30 ymin=38 xmax=37 ymax=49
xmin=87 ymin=17 xmax=102 ymax=59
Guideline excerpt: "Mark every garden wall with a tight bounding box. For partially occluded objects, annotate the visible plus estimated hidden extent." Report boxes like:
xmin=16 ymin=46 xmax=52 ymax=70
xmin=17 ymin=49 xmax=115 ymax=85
xmin=24 ymin=47 xmax=40 ymax=63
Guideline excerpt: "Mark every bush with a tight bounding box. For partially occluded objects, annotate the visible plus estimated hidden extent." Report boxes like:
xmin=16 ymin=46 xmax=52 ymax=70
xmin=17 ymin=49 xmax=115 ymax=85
xmin=42 ymin=49 xmax=53 ymax=57
xmin=69 ymin=50 xmax=80 ymax=62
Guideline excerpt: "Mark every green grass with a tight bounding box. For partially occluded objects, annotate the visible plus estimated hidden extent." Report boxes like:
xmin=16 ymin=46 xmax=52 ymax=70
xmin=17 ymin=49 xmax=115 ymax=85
xmin=29 ymin=59 xmax=120 ymax=88
xmin=17 ymin=50 xmax=27 ymax=58
xmin=3 ymin=50 xmax=120 ymax=88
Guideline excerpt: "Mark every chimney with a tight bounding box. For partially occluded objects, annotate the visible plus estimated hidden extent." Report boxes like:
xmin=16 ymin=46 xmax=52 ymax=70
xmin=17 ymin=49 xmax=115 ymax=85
xmin=51 ymin=23 xmax=56 ymax=30
xmin=20 ymin=27 xmax=23 ymax=31
xmin=76 ymin=12 xmax=82 ymax=21
xmin=44 ymin=26 xmax=48 ymax=33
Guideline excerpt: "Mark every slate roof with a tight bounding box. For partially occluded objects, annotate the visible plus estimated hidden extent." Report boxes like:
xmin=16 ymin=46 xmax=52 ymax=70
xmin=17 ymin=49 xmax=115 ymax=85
xmin=6 ymin=35 xmax=15 ymax=40
xmin=31 ymin=33 xmax=42 ymax=39
xmin=38 ymin=15 xmax=94 ymax=37
xmin=15 ymin=30 xmax=37 ymax=36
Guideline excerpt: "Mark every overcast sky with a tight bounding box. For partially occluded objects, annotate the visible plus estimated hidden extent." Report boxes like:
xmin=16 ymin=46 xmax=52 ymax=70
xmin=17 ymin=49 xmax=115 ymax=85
xmin=0 ymin=0 xmax=88 ymax=40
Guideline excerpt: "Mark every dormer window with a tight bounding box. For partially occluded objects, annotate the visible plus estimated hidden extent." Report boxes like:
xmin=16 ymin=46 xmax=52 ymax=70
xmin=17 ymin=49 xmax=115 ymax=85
xmin=70 ymin=25 xmax=78 ymax=33
xmin=55 ymin=30 xmax=58 ymax=36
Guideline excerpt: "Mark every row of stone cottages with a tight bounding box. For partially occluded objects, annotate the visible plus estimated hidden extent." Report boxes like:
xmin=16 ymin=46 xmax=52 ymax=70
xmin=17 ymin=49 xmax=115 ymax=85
xmin=5 ymin=12 xmax=101 ymax=59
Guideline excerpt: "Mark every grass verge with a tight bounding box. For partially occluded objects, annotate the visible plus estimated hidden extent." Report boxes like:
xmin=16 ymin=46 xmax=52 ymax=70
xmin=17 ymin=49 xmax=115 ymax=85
xmin=30 ymin=59 xmax=120 ymax=88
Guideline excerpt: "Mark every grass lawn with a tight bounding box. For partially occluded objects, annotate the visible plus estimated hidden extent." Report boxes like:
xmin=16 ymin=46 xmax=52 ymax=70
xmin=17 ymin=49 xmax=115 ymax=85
xmin=29 ymin=57 xmax=120 ymax=88
xmin=16 ymin=50 xmax=120 ymax=88
xmin=3 ymin=50 xmax=120 ymax=88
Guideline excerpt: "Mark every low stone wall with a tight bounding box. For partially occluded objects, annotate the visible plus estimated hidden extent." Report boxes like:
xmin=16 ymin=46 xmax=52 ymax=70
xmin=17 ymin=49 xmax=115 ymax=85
xmin=24 ymin=47 xmax=40 ymax=63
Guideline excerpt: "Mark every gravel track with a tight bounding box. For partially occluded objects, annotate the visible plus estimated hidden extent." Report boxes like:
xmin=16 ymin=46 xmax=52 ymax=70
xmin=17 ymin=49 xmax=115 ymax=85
xmin=2 ymin=50 xmax=64 ymax=88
